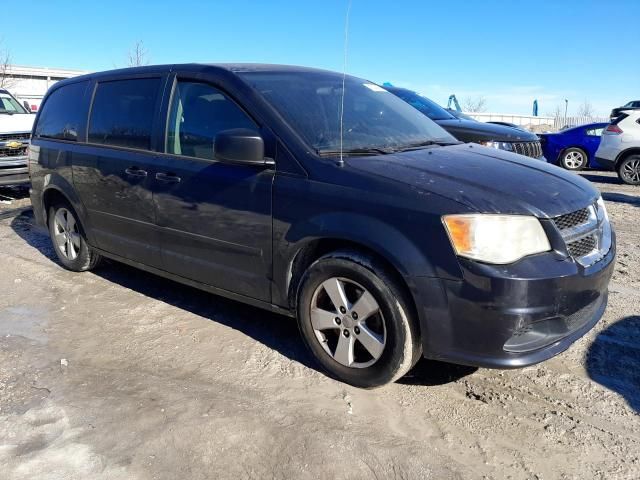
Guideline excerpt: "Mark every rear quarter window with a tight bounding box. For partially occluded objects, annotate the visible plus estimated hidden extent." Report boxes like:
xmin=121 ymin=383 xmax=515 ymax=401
xmin=88 ymin=78 xmax=161 ymax=150
xmin=35 ymin=81 xmax=90 ymax=141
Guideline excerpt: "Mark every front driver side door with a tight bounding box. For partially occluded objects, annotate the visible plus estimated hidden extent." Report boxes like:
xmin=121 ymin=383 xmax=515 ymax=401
xmin=153 ymin=77 xmax=274 ymax=302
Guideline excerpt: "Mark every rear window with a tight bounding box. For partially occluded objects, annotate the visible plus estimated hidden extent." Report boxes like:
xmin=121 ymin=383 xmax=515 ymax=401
xmin=88 ymin=78 xmax=160 ymax=150
xmin=35 ymin=81 xmax=89 ymax=141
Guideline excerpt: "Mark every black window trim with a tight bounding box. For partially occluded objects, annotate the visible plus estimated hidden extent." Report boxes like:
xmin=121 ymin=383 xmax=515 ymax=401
xmin=160 ymin=74 xmax=264 ymax=164
xmin=84 ymin=73 xmax=167 ymax=154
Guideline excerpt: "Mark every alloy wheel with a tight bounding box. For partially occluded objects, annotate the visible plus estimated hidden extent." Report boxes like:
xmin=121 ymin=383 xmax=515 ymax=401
xmin=563 ymin=150 xmax=585 ymax=169
xmin=621 ymin=158 xmax=640 ymax=184
xmin=310 ymin=277 xmax=386 ymax=368
xmin=53 ymin=208 xmax=81 ymax=261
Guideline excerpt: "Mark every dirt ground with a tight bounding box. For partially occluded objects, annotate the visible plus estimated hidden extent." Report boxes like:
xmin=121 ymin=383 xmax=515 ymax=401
xmin=0 ymin=171 xmax=638 ymax=480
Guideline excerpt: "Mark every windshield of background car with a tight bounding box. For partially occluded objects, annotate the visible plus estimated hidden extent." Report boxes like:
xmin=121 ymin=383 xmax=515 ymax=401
xmin=0 ymin=93 xmax=28 ymax=114
xmin=390 ymin=89 xmax=456 ymax=121
xmin=239 ymin=71 xmax=456 ymax=153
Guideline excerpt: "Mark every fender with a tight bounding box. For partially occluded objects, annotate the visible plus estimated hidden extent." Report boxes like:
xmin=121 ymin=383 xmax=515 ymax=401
xmin=274 ymin=211 xmax=440 ymax=308
xmin=41 ymin=172 xmax=97 ymax=245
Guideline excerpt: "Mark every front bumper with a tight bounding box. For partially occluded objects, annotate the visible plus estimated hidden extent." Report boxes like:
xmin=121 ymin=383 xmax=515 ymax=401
xmin=410 ymin=234 xmax=615 ymax=369
xmin=0 ymin=157 xmax=29 ymax=186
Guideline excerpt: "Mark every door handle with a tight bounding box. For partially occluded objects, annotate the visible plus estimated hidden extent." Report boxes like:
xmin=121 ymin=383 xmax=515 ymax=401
xmin=155 ymin=172 xmax=181 ymax=183
xmin=125 ymin=167 xmax=148 ymax=178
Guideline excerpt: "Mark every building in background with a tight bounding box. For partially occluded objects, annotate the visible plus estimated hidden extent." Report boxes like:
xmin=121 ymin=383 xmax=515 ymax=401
xmin=1 ymin=65 xmax=88 ymax=111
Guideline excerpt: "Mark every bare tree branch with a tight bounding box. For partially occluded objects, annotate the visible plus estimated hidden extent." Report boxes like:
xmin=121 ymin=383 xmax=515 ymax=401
xmin=0 ymin=40 xmax=15 ymax=89
xmin=127 ymin=40 xmax=149 ymax=67
xmin=577 ymin=99 xmax=594 ymax=117
xmin=462 ymin=96 xmax=487 ymax=113
xmin=545 ymin=104 xmax=564 ymax=118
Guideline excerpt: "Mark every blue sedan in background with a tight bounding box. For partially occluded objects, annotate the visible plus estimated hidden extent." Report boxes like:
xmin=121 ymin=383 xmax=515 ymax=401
xmin=539 ymin=122 xmax=609 ymax=171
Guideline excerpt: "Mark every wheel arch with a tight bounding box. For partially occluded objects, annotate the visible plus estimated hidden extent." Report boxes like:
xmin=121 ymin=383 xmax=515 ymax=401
xmin=41 ymin=178 xmax=93 ymax=242
xmin=615 ymin=147 xmax=640 ymax=167
xmin=279 ymin=212 xmax=435 ymax=319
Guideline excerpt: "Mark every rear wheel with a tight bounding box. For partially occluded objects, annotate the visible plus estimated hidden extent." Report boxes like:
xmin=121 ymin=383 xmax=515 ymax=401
xmin=296 ymin=250 xmax=420 ymax=388
xmin=48 ymin=203 xmax=101 ymax=271
xmin=560 ymin=148 xmax=587 ymax=170
xmin=617 ymin=155 xmax=640 ymax=185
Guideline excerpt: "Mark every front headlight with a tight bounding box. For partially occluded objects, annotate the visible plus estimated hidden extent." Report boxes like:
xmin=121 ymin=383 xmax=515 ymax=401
xmin=596 ymin=196 xmax=609 ymax=222
xmin=442 ymin=214 xmax=551 ymax=264
xmin=482 ymin=141 xmax=513 ymax=152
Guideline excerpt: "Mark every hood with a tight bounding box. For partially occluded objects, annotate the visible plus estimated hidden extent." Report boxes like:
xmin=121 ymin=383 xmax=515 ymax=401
xmin=0 ymin=113 xmax=35 ymax=135
xmin=436 ymin=118 xmax=538 ymax=143
xmin=347 ymin=143 xmax=598 ymax=218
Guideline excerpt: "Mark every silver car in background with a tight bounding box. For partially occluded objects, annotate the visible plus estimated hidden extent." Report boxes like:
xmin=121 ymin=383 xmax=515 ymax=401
xmin=596 ymin=110 xmax=640 ymax=185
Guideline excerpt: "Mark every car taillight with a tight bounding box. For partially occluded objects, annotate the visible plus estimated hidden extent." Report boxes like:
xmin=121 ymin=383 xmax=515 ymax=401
xmin=605 ymin=124 xmax=623 ymax=134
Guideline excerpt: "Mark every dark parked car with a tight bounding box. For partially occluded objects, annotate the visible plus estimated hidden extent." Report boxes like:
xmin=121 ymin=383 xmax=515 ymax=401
xmin=386 ymin=86 xmax=545 ymax=160
xmin=446 ymin=109 xmax=525 ymax=131
xmin=29 ymin=64 xmax=614 ymax=387
xmin=539 ymin=122 xmax=609 ymax=171
xmin=610 ymin=100 xmax=640 ymax=119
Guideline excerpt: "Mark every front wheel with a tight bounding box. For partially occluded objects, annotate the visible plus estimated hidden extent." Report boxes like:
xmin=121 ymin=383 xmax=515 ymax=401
xmin=617 ymin=155 xmax=640 ymax=185
xmin=296 ymin=251 xmax=421 ymax=388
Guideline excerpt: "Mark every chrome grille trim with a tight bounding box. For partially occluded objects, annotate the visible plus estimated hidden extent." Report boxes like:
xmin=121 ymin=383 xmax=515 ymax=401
xmin=0 ymin=132 xmax=31 ymax=142
xmin=552 ymin=202 xmax=612 ymax=267
xmin=511 ymin=141 xmax=542 ymax=159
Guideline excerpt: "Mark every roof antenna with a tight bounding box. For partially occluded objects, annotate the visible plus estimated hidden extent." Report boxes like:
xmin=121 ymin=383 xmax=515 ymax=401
xmin=338 ymin=0 xmax=352 ymax=167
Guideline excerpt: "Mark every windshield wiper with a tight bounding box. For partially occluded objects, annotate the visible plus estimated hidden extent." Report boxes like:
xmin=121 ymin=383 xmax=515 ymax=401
xmin=317 ymin=147 xmax=394 ymax=157
xmin=394 ymin=139 xmax=460 ymax=152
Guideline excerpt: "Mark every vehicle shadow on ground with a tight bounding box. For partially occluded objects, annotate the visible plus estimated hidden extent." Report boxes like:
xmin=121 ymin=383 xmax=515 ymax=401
xmin=399 ymin=359 xmax=477 ymax=386
xmin=579 ymin=173 xmax=621 ymax=186
xmin=10 ymin=209 xmax=475 ymax=387
xmin=586 ymin=315 xmax=640 ymax=413
xmin=601 ymin=192 xmax=640 ymax=208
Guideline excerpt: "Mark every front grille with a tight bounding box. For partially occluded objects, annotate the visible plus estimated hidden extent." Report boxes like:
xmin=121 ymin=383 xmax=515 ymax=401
xmin=553 ymin=208 xmax=590 ymax=231
xmin=567 ymin=235 xmax=597 ymax=258
xmin=552 ymin=203 xmax=611 ymax=267
xmin=512 ymin=141 xmax=542 ymax=158
xmin=0 ymin=132 xmax=30 ymax=141
xmin=0 ymin=146 xmax=28 ymax=157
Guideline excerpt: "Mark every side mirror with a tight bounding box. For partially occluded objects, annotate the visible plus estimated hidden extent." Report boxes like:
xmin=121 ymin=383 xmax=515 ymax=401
xmin=214 ymin=128 xmax=266 ymax=165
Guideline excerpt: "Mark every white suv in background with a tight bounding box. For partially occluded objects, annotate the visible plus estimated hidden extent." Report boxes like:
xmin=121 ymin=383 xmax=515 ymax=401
xmin=596 ymin=110 xmax=640 ymax=185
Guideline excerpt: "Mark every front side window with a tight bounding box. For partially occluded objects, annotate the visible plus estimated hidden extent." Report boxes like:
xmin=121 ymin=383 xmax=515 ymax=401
xmin=88 ymin=78 xmax=160 ymax=150
xmin=240 ymin=71 xmax=456 ymax=154
xmin=35 ymin=81 xmax=89 ymax=141
xmin=166 ymin=81 xmax=257 ymax=160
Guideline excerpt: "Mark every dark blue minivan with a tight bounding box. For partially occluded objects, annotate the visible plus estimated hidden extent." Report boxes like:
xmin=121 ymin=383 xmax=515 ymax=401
xmin=28 ymin=64 xmax=615 ymax=387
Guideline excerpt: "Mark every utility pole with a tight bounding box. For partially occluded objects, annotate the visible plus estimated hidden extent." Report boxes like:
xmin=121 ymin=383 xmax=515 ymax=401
xmin=564 ymin=99 xmax=569 ymax=125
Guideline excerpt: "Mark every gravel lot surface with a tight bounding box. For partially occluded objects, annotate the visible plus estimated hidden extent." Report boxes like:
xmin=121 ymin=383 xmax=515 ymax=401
xmin=0 ymin=171 xmax=638 ymax=480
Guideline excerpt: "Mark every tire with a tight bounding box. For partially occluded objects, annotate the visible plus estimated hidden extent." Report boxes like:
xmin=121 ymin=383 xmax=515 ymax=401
xmin=617 ymin=155 xmax=640 ymax=185
xmin=296 ymin=250 xmax=421 ymax=388
xmin=48 ymin=202 xmax=101 ymax=271
xmin=560 ymin=148 xmax=587 ymax=171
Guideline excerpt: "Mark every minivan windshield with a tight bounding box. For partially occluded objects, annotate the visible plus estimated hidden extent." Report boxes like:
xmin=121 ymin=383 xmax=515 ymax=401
xmin=239 ymin=71 xmax=457 ymax=154
xmin=0 ymin=92 xmax=28 ymax=114
xmin=389 ymin=89 xmax=456 ymax=121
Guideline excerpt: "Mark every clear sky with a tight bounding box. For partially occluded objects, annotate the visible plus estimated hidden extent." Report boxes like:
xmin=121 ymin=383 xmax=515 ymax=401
xmin=3 ymin=0 xmax=638 ymax=116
